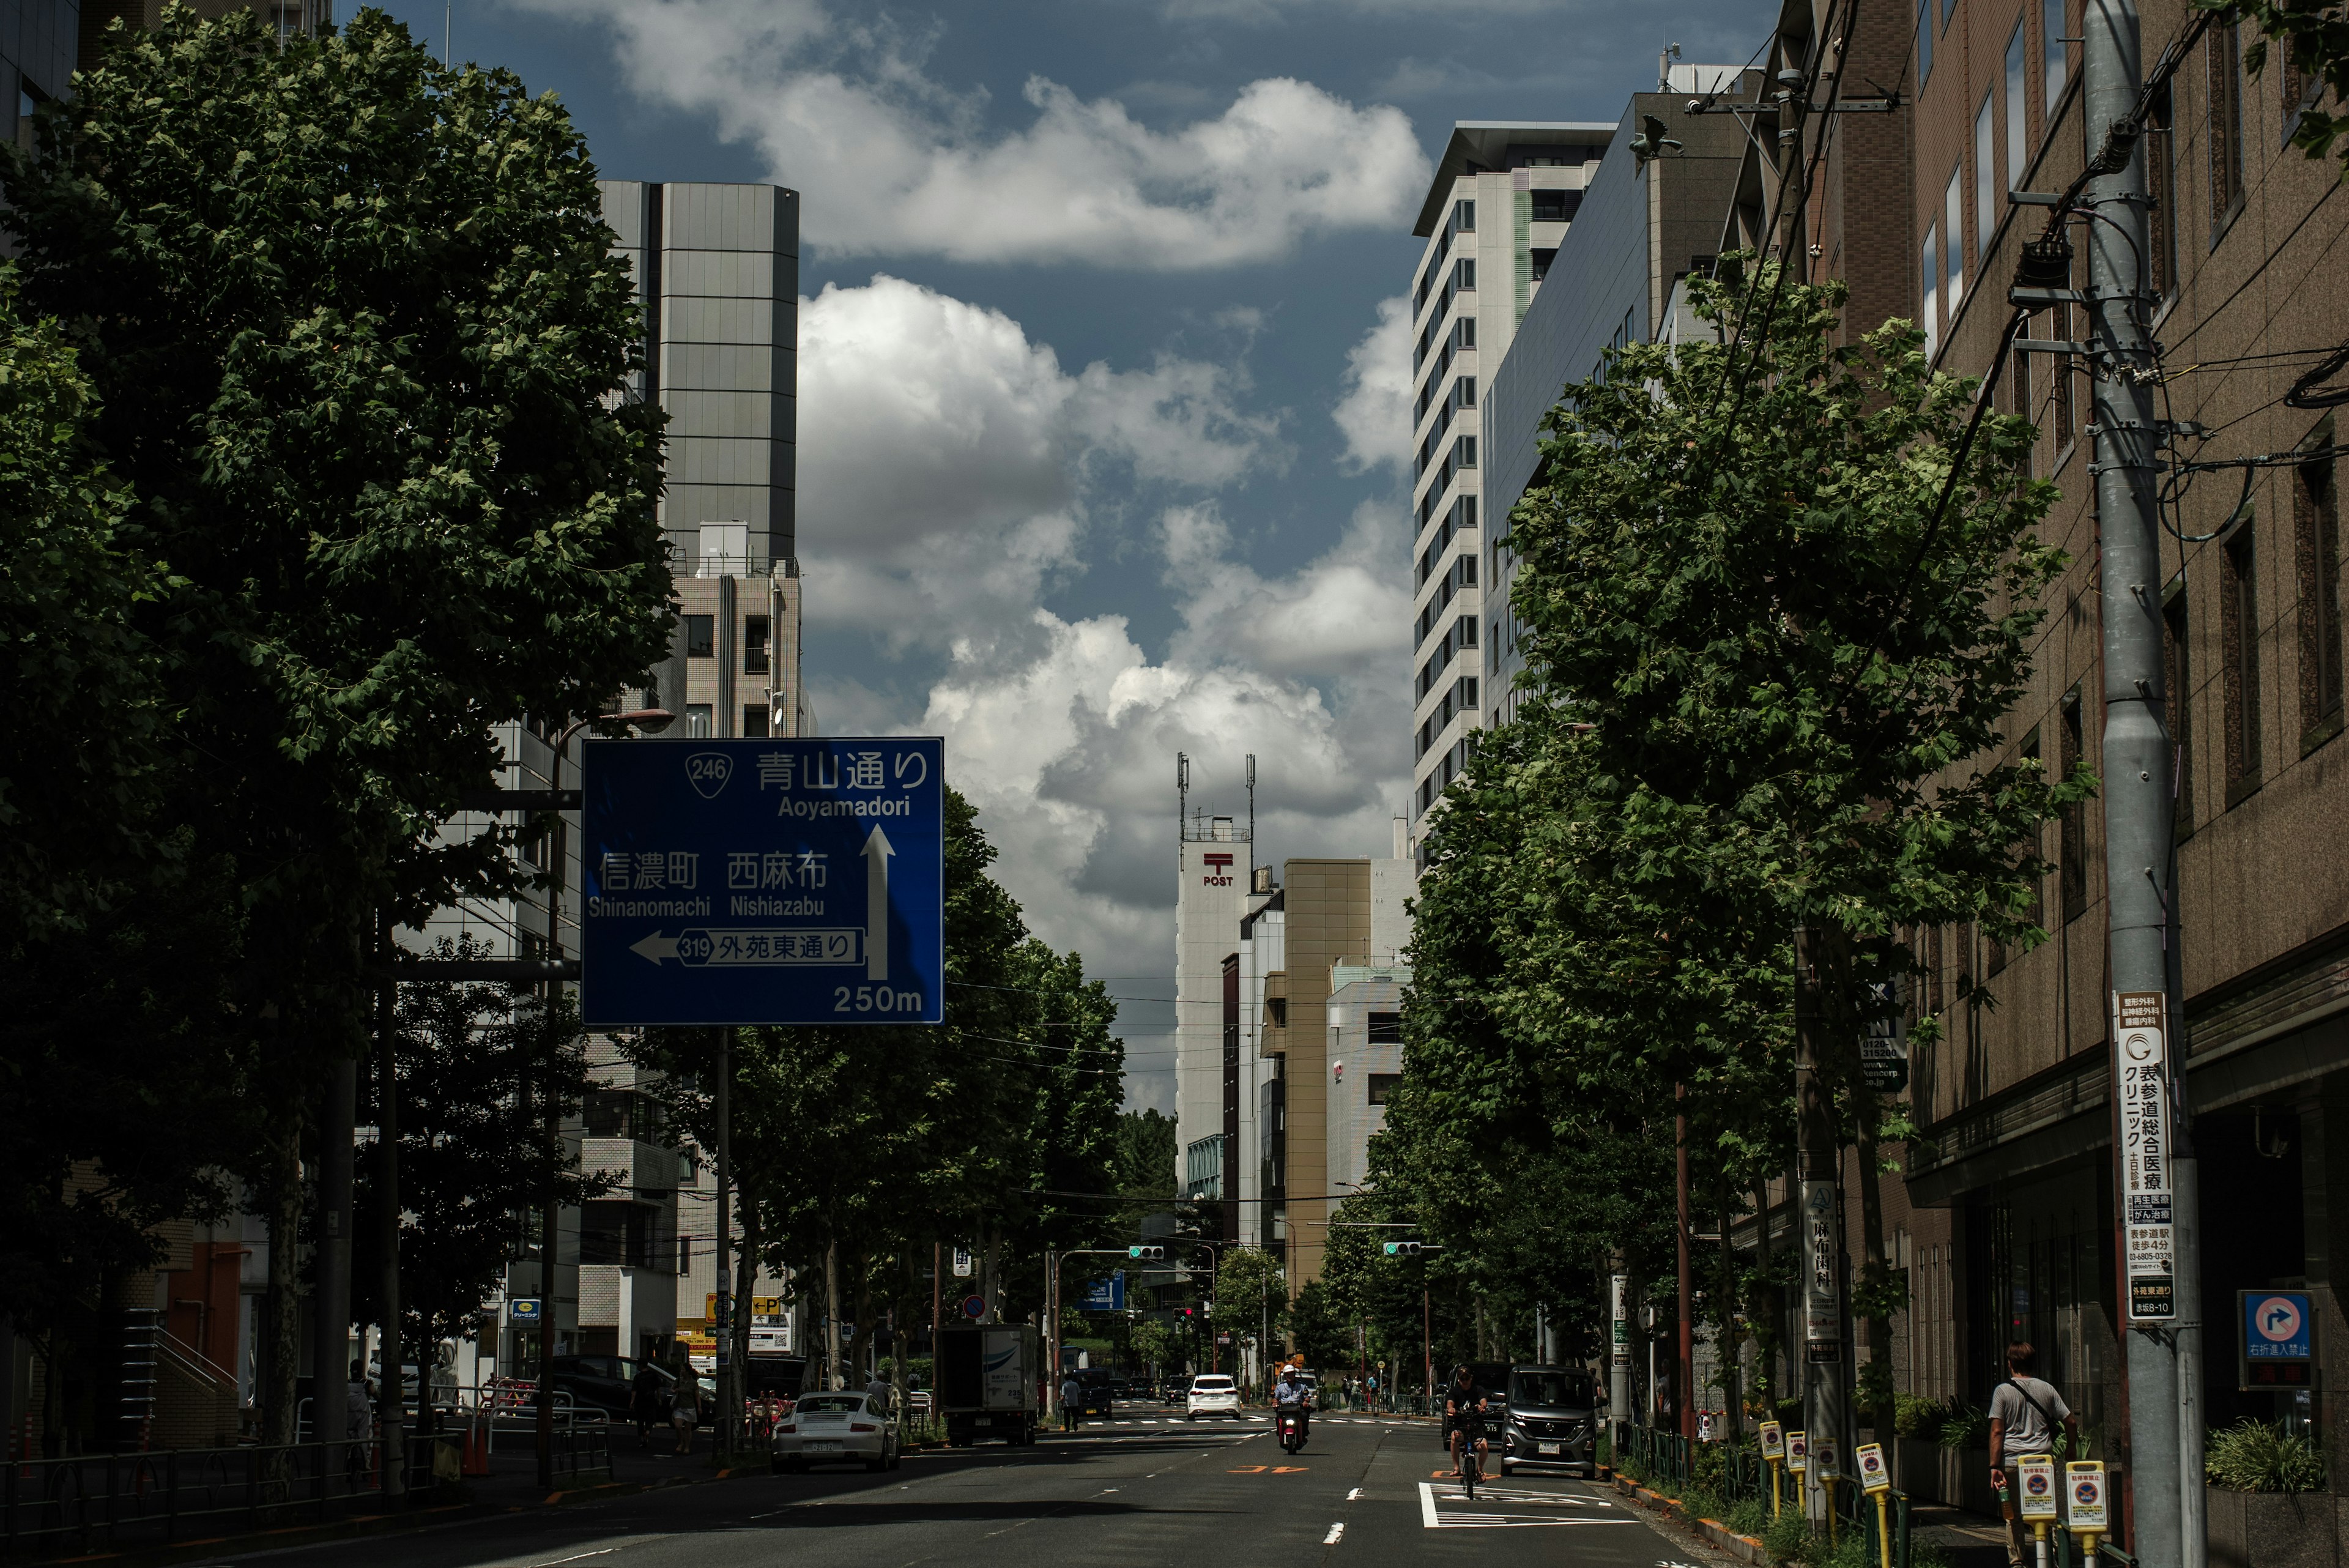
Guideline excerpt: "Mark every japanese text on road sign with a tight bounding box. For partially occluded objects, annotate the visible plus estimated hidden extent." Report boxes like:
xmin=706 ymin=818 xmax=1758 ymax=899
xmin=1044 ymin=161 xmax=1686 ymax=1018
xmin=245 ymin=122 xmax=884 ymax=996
xmin=2114 ymin=991 xmax=2175 ymax=1320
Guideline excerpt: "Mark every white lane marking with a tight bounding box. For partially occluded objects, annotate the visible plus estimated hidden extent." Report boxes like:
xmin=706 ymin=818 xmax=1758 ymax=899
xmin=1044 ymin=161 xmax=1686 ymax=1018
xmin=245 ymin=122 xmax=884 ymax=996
xmin=1324 ymin=1523 xmax=1345 ymax=1544
xmin=1347 ymin=1487 xmax=1364 ymax=1500
xmin=526 ymin=1553 xmax=618 ymax=1568
xmin=1420 ymin=1484 xmax=1440 ymax=1530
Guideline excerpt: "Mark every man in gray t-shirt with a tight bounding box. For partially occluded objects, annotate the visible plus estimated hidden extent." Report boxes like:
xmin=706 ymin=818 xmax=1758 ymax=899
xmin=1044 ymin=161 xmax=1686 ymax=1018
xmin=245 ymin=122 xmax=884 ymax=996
xmin=1988 ymin=1342 xmax=2079 ymax=1568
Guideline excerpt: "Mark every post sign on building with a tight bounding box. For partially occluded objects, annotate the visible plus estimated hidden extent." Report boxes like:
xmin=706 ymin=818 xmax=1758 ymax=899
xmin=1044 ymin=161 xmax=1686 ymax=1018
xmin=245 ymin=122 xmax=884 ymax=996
xmin=2240 ymin=1290 xmax=2317 ymax=1391
xmin=579 ymin=738 xmax=944 ymax=1026
xmin=2113 ymin=991 xmax=2176 ymax=1320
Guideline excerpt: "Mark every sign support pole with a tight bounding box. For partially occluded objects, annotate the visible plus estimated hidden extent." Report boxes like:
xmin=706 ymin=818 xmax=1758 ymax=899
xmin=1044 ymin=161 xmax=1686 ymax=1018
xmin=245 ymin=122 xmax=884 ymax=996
xmin=714 ymin=1027 xmax=736 ymax=1460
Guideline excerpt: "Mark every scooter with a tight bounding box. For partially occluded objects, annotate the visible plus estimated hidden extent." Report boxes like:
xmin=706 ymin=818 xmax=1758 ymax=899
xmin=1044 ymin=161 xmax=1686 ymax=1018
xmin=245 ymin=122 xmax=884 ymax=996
xmin=1276 ymin=1407 xmax=1307 ymax=1454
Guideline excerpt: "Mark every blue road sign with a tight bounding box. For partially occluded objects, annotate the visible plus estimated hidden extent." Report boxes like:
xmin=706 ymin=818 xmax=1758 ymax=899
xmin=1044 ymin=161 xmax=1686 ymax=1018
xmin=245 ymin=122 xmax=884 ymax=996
xmin=2245 ymin=1291 xmax=2313 ymax=1359
xmin=1078 ymin=1272 xmax=1126 ymax=1312
xmin=579 ymin=738 xmax=944 ymax=1026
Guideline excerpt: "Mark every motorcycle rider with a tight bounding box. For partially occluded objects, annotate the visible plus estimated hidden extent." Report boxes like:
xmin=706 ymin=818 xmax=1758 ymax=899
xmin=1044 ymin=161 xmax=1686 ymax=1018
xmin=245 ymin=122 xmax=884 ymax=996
xmin=1445 ymin=1365 xmax=1492 ymax=1479
xmin=1273 ymin=1364 xmax=1312 ymax=1444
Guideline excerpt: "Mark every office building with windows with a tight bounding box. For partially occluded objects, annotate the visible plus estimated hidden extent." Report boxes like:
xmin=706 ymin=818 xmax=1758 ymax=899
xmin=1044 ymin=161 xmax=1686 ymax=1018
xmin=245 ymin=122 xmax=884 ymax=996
xmin=1405 ymin=122 xmax=1611 ymax=853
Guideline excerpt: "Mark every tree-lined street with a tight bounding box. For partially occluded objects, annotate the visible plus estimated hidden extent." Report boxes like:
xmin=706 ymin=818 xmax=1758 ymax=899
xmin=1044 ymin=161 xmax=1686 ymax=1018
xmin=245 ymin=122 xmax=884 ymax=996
xmin=183 ymin=1416 xmax=1687 ymax=1568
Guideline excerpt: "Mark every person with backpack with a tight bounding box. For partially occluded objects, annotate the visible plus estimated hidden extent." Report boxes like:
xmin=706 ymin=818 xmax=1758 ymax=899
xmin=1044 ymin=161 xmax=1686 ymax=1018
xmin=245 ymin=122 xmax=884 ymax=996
xmin=1988 ymin=1342 xmax=2079 ymax=1568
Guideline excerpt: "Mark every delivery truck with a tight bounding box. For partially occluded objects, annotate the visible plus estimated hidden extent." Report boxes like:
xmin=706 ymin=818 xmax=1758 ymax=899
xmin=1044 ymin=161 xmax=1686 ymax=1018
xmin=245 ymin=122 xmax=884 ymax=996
xmin=935 ymin=1323 xmax=1040 ymax=1446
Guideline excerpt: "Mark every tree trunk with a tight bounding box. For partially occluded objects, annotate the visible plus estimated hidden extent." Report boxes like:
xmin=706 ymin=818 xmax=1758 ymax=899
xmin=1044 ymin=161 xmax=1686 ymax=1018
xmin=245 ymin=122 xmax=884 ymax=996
xmin=1751 ymin=1179 xmax=1779 ymax=1421
xmin=1718 ymin=1187 xmax=1743 ymax=1441
xmin=375 ymin=958 xmax=404 ymax=1497
xmin=824 ymin=1240 xmax=842 ymax=1391
xmin=1852 ymin=1079 xmax=1895 ymax=1443
xmin=260 ymin=1117 xmax=305 ymax=1449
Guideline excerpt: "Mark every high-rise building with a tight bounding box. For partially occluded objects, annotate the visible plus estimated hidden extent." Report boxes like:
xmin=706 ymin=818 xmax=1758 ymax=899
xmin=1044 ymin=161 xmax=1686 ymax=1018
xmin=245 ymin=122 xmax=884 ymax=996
xmin=1173 ymin=767 xmax=1260 ymax=1225
xmin=1405 ymin=122 xmax=1611 ymax=854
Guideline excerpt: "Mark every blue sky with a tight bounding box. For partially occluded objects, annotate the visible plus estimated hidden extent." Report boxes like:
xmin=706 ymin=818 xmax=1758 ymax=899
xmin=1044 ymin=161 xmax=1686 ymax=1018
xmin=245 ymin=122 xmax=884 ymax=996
xmin=381 ymin=0 xmax=1761 ymax=1109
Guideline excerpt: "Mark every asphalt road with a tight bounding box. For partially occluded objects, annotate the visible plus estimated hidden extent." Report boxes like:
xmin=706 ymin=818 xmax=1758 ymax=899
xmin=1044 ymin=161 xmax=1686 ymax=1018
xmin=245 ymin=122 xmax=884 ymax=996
xmin=189 ymin=1414 xmax=1713 ymax=1568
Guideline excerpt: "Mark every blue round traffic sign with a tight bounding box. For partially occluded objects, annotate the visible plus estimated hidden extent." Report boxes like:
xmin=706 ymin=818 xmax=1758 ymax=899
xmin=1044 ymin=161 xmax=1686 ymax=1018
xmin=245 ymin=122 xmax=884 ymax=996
xmin=962 ymin=1295 xmax=987 ymax=1320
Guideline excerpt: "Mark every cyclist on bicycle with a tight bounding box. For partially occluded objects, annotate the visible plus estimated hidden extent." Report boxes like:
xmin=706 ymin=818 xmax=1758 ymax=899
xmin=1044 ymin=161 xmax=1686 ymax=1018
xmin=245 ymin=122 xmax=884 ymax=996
xmin=1445 ymin=1364 xmax=1491 ymax=1479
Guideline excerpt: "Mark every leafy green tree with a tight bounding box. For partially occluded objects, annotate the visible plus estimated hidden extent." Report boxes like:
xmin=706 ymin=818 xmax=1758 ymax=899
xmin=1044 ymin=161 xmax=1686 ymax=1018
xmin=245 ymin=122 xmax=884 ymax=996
xmin=0 ymin=277 xmax=250 ymax=1437
xmin=1 ymin=4 xmax=672 ymax=1440
xmin=2211 ymin=0 xmax=2349 ymax=179
xmin=350 ymin=938 xmax=609 ymax=1416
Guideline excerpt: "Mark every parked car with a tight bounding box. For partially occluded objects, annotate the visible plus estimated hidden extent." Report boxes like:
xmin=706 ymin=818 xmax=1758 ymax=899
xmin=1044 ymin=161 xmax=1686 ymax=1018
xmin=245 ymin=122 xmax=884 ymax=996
xmin=543 ymin=1355 xmax=711 ymax=1425
xmin=772 ymin=1389 xmax=900 ymax=1473
xmin=1496 ymin=1365 xmax=1597 ymax=1477
xmin=1163 ymin=1375 xmax=1193 ymax=1404
xmin=1074 ymin=1377 xmax=1116 ymax=1417
xmin=1186 ymin=1374 xmax=1242 ymax=1421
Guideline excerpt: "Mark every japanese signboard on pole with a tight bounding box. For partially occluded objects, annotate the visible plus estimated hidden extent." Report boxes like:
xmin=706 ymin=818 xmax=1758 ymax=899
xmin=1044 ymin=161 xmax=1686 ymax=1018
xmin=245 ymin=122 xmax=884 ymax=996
xmin=2113 ymin=990 xmax=2175 ymax=1319
xmin=1803 ymin=1180 xmax=1840 ymax=1347
xmin=579 ymin=738 xmax=944 ymax=1026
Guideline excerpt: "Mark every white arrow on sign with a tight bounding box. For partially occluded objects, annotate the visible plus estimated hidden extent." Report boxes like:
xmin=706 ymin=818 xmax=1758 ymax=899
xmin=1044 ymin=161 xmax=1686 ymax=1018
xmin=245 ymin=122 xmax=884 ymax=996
xmin=863 ymin=824 xmax=894 ymax=981
xmin=631 ymin=931 xmax=680 ymax=965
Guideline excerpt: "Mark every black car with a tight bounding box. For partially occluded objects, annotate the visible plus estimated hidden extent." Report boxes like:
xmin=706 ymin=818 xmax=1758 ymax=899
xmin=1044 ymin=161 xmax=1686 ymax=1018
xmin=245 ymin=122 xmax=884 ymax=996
xmin=1494 ymin=1365 xmax=1597 ymax=1477
xmin=544 ymin=1354 xmax=711 ymax=1425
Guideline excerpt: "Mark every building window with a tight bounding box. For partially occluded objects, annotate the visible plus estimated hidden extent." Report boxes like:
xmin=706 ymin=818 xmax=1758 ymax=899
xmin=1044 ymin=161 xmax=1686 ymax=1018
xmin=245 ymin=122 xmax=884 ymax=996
xmin=2006 ymin=22 xmax=2028 ymax=196
xmin=1922 ymin=223 xmax=1940 ymax=357
xmin=686 ymin=703 xmax=714 ymax=738
xmin=1455 ymin=198 xmax=1475 ymax=233
xmin=685 ymin=614 xmax=715 ymax=658
xmin=1266 ymin=997 xmax=1288 ymax=1028
xmin=1530 ymin=190 xmax=1580 ymax=223
xmin=1918 ymin=0 xmax=1934 ymax=84
xmin=1530 ymin=247 xmax=1557 ymax=282
xmin=1975 ymin=90 xmax=1997 ymax=263
xmin=2296 ymin=450 xmax=2343 ymax=740
xmin=2210 ymin=24 xmax=2245 ymax=236
xmin=2164 ymin=579 xmax=2194 ymax=833
xmin=1367 ymin=1012 xmax=1403 ymax=1044
xmin=2050 ymin=302 xmax=2075 ymax=443
xmin=742 ymin=704 xmax=770 ymax=738
xmin=2223 ymin=521 xmax=2262 ymax=795
xmin=2043 ymin=0 xmax=2069 ymax=119
xmin=2148 ymin=84 xmax=2179 ymax=294
xmin=744 ymin=613 xmax=770 ymax=674
xmin=2059 ymin=690 xmax=2088 ymax=922
xmin=1945 ymin=168 xmax=1965 ymax=317
xmin=1367 ymin=1073 xmax=1402 ymax=1105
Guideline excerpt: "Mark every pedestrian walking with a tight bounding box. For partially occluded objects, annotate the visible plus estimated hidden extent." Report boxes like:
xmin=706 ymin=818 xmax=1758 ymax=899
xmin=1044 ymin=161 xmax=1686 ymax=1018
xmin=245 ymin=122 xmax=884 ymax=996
xmin=670 ymin=1362 xmax=702 ymax=1456
xmin=629 ymin=1361 xmax=666 ymax=1447
xmin=1059 ymin=1373 xmax=1082 ymax=1432
xmin=1988 ymin=1342 xmax=2077 ymax=1568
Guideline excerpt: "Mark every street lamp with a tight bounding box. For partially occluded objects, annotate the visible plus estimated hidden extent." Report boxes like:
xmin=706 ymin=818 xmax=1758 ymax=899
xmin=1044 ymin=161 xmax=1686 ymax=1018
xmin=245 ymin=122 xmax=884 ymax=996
xmin=533 ymin=705 xmax=670 ymax=1490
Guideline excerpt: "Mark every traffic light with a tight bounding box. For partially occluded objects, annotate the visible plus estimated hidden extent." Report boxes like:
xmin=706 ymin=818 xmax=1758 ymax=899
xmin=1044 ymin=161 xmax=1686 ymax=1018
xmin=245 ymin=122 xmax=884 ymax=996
xmin=1127 ymin=1245 xmax=1165 ymax=1261
xmin=1384 ymin=1241 xmax=1425 ymax=1256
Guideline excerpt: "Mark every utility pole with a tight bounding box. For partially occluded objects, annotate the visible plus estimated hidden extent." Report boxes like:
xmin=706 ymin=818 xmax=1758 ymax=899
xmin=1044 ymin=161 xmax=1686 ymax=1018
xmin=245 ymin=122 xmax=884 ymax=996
xmin=375 ymin=927 xmax=405 ymax=1500
xmin=314 ymin=1052 xmax=355 ymax=1486
xmin=1675 ymin=1084 xmax=1694 ymax=1441
xmin=1794 ymin=926 xmax=1849 ymax=1522
xmin=713 ymin=1027 xmax=736 ymax=1460
xmin=2081 ymin=0 xmax=2184 ymax=1555
xmin=1609 ymin=1268 xmax=1630 ymax=1441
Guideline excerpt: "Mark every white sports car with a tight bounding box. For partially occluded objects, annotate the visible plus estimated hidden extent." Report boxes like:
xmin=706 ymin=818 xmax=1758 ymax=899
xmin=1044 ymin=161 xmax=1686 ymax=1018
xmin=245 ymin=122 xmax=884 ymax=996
xmin=772 ymin=1391 xmax=900 ymax=1472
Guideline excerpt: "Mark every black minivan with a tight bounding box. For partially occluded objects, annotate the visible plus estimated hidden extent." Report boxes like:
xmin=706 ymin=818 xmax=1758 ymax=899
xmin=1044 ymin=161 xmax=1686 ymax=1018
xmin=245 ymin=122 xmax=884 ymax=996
xmin=1496 ymin=1365 xmax=1596 ymax=1477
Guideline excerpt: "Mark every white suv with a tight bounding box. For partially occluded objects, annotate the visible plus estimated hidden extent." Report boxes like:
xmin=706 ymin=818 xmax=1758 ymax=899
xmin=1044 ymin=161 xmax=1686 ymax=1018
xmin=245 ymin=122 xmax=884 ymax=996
xmin=1186 ymin=1374 xmax=1241 ymax=1421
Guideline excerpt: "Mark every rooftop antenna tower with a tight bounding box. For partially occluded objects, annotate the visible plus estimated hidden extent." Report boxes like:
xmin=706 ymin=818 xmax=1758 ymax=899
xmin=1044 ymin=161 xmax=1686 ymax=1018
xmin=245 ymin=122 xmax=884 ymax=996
xmin=1176 ymin=752 xmax=1189 ymax=845
xmin=1245 ymin=754 xmax=1256 ymax=842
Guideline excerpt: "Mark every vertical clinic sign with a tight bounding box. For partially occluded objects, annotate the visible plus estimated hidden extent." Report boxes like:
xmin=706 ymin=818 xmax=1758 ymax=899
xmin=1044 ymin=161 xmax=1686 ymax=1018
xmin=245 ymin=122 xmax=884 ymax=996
xmin=1803 ymin=1181 xmax=1840 ymax=1344
xmin=2114 ymin=990 xmax=2176 ymax=1320
xmin=1611 ymin=1274 xmax=1630 ymax=1363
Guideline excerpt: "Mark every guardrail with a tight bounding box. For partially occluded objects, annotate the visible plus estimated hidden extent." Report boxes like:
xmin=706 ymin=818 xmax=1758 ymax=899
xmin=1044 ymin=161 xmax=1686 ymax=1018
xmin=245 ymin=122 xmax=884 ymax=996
xmin=1 ymin=1437 xmax=417 ymax=1557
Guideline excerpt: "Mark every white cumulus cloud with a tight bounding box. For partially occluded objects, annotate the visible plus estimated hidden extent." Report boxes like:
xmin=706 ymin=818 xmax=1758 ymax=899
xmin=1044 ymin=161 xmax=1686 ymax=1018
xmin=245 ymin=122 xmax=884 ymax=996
xmin=785 ymin=277 xmax=1411 ymax=1108
xmin=505 ymin=0 xmax=1431 ymax=267
xmin=1331 ymin=294 xmax=1412 ymax=473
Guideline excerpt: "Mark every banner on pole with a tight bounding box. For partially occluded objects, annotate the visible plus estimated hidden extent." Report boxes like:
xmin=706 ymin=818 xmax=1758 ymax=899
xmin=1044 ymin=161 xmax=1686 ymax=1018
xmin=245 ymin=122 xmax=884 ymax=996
xmin=1802 ymin=1180 xmax=1840 ymax=1342
xmin=2113 ymin=990 xmax=2176 ymax=1320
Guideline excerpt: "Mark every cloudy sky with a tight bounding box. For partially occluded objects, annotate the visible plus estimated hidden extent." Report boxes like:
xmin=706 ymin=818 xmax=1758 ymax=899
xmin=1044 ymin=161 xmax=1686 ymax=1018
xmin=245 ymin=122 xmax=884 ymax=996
xmin=389 ymin=0 xmax=1758 ymax=1112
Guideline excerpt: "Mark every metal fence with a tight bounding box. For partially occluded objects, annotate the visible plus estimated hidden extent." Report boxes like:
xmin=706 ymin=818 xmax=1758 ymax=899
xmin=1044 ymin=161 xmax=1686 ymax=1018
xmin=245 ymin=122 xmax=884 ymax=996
xmin=0 ymin=1426 xmax=610 ymax=1558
